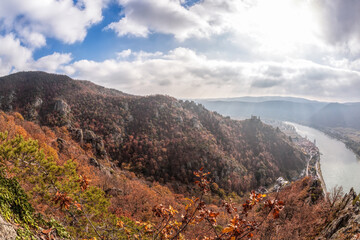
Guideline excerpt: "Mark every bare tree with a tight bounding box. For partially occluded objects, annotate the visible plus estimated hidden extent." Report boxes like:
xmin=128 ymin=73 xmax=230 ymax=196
xmin=328 ymin=185 xmax=344 ymax=209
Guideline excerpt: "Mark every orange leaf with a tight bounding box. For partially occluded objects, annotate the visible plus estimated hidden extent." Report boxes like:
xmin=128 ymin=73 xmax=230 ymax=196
xmin=42 ymin=228 xmax=52 ymax=234
xmin=117 ymin=220 xmax=124 ymax=228
xmin=222 ymin=226 xmax=234 ymax=234
xmin=74 ymin=202 xmax=82 ymax=211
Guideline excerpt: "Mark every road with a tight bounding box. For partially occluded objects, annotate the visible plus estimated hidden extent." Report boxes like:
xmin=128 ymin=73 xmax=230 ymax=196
xmin=316 ymin=160 xmax=327 ymax=201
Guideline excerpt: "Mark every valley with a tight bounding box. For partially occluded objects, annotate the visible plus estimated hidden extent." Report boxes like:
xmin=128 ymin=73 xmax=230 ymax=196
xmin=287 ymin=122 xmax=360 ymax=194
xmin=198 ymin=97 xmax=360 ymax=192
xmin=0 ymin=72 xmax=359 ymax=239
xmin=1 ymin=1 xmax=360 ymax=239
xmin=320 ymin=127 xmax=360 ymax=158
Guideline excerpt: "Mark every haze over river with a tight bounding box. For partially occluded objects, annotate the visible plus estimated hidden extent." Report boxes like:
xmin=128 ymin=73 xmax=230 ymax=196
xmin=285 ymin=122 xmax=360 ymax=193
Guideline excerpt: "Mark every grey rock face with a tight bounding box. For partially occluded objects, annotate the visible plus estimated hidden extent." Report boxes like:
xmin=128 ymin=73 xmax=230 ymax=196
xmin=0 ymin=91 xmax=16 ymax=112
xmin=191 ymin=117 xmax=202 ymax=129
xmin=68 ymin=126 xmax=83 ymax=143
xmin=0 ymin=215 xmax=17 ymax=240
xmin=176 ymin=115 xmax=183 ymax=123
xmin=54 ymin=99 xmax=71 ymax=116
xmin=123 ymin=102 xmax=129 ymax=111
xmin=317 ymin=188 xmax=360 ymax=239
xmin=74 ymin=128 xmax=83 ymax=143
xmin=171 ymin=101 xmax=182 ymax=109
xmin=127 ymin=114 xmax=134 ymax=122
xmin=24 ymin=97 xmax=43 ymax=121
xmin=33 ymin=97 xmax=43 ymax=108
xmin=83 ymin=130 xmax=107 ymax=158
xmin=50 ymin=99 xmax=72 ymax=126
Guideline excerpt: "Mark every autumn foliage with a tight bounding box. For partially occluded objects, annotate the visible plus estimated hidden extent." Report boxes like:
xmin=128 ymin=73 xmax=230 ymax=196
xmin=0 ymin=71 xmax=307 ymax=195
xmin=0 ymin=110 xmax=346 ymax=239
xmin=0 ymin=72 xmax=349 ymax=239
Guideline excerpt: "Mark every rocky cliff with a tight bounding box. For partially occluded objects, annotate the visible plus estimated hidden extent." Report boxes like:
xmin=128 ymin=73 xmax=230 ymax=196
xmin=317 ymin=188 xmax=360 ymax=239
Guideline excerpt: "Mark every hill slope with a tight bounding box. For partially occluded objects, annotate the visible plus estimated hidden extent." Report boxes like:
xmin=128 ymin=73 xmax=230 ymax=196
xmin=310 ymin=102 xmax=360 ymax=129
xmin=0 ymin=71 xmax=306 ymax=193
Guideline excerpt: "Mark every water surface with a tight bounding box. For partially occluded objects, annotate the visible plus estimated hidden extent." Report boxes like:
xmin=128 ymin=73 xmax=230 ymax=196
xmin=285 ymin=122 xmax=360 ymax=193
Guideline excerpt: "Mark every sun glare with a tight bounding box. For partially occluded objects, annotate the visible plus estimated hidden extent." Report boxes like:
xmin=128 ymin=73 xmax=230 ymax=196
xmin=239 ymin=0 xmax=319 ymax=55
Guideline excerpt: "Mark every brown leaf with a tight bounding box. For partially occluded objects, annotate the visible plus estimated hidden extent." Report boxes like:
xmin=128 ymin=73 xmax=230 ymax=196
xmin=42 ymin=228 xmax=52 ymax=234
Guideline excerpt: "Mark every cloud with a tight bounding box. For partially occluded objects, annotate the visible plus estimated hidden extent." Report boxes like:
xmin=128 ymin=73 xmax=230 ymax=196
xmin=105 ymin=0 xmax=226 ymax=40
xmin=1 ymin=30 xmax=359 ymax=101
xmin=0 ymin=34 xmax=32 ymax=75
xmin=251 ymin=79 xmax=283 ymax=89
xmin=106 ymin=0 xmax=360 ymax=64
xmin=0 ymin=34 xmax=72 ymax=75
xmin=116 ymin=49 xmax=132 ymax=59
xmin=106 ymin=0 xmax=317 ymax=48
xmin=0 ymin=0 xmax=359 ymax=102
xmin=31 ymin=52 xmax=72 ymax=72
xmin=0 ymin=0 xmax=106 ymax=45
xmin=64 ymin=48 xmax=360 ymax=102
xmin=17 ymin=29 xmax=47 ymax=48
xmin=313 ymin=0 xmax=360 ymax=55
xmin=107 ymin=17 xmax=149 ymax=37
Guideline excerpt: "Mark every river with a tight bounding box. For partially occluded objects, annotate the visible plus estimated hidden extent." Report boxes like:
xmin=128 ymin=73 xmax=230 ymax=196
xmin=285 ymin=122 xmax=360 ymax=193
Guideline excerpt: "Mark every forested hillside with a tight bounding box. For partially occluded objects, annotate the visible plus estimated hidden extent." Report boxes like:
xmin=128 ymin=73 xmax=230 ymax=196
xmin=0 ymin=72 xmax=359 ymax=239
xmin=0 ymin=71 xmax=306 ymax=194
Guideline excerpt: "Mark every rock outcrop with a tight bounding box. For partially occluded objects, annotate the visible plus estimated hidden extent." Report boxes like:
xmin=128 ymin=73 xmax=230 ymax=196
xmin=83 ymin=130 xmax=107 ymax=158
xmin=317 ymin=188 xmax=360 ymax=240
xmin=0 ymin=216 xmax=17 ymax=240
xmin=53 ymin=99 xmax=71 ymax=116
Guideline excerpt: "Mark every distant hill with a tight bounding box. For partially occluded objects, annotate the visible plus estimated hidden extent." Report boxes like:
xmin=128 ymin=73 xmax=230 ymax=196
xmin=0 ymin=71 xmax=306 ymax=194
xmin=310 ymin=102 xmax=360 ymax=129
xmin=196 ymin=96 xmax=321 ymax=103
xmin=196 ymin=97 xmax=360 ymax=130
xmin=196 ymin=99 xmax=326 ymax=123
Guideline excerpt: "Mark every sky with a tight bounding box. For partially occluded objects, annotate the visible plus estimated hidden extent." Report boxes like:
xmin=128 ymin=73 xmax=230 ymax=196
xmin=0 ymin=0 xmax=360 ymax=102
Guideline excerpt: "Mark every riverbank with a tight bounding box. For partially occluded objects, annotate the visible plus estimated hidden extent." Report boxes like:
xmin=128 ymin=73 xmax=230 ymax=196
xmin=287 ymin=125 xmax=328 ymax=198
xmin=263 ymin=120 xmax=328 ymax=196
xmin=316 ymin=127 xmax=360 ymax=159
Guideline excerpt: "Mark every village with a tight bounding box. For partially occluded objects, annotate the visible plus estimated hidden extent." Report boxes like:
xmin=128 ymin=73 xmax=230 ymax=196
xmin=260 ymin=119 xmax=327 ymax=196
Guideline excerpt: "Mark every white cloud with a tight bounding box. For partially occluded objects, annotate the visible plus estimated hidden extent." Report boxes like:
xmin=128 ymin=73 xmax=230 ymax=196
xmin=107 ymin=17 xmax=149 ymax=38
xmin=31 ymin=52 xmax=72 ymax=72
xmin=106 ymin=0 xmax=360 ymax=63
xmin=17 ymin=29 xmax=46 ymax=48
xmin=66 ymin=48 xmax=360 ymax=102
xmin=0 ymin=34 xmax=32 ymax=75
xmin=0 ymin=0 xmax=106 ymax=45
xmin=106 ymin=0 xmax=210 ymax=40
xmin=106 ymin=0 xmax=320 ymax=47
xmin=0 ymin=34 xmax=72 ymax=75
xmin=116 ymin=49 xmax=132 ymax=59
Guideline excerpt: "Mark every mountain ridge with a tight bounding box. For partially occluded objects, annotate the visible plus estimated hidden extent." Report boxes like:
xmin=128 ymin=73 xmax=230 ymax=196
xmin=196 ymin=97 xmax=360 ymax=129
xmin=0 ymin=71 xmax=306 ymax=194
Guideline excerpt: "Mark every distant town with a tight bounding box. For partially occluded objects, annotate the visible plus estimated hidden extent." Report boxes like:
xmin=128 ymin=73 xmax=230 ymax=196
xmin=263 ymin=119 xmax=327 ymax=196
